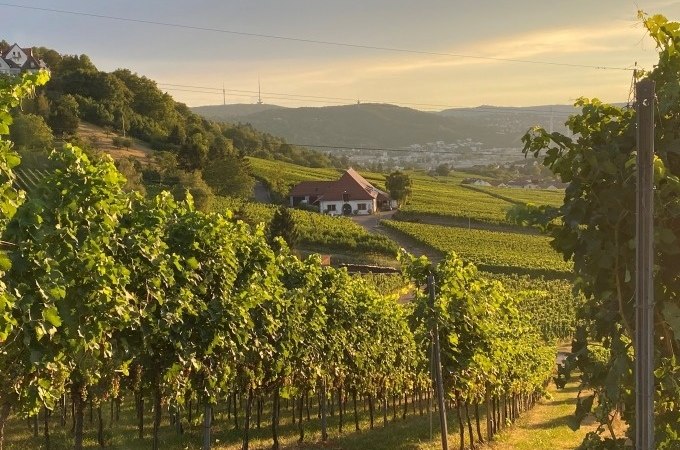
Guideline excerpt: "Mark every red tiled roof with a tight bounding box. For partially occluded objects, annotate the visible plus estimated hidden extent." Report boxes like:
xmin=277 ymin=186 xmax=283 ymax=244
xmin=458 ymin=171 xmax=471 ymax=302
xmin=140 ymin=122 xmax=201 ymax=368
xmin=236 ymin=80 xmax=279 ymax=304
xmin=289 ymin=180 xmax=334 ymax=197
xmin=289 ymin=168 xmax=389 ymax=202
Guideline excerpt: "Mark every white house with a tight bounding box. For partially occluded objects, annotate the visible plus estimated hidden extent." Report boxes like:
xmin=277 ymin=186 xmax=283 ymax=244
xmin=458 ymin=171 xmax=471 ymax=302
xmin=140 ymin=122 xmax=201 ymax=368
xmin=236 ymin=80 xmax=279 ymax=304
xmin=289 ymin=168 xmax=394 ymax=216
xmin=1 ymin=43 xmax=48 ymax=76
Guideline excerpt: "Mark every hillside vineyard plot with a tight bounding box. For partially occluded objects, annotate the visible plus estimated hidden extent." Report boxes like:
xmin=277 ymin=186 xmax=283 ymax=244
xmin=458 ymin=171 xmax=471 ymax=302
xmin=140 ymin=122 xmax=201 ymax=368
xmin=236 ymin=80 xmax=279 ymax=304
xmin=248 ymin=157 xmax=340 ymax=185
xmin=384 ymin=220 xmax=572 ymax=276
xmin=399 ymin=178 xmax=516 ymax=224
xmin=212 ymin=197 xmax=398 ymax=256
xmin=471 ymin=185 xmax=565 ymax=207
xmin=249 ymin=157 xmax=521 ymax=224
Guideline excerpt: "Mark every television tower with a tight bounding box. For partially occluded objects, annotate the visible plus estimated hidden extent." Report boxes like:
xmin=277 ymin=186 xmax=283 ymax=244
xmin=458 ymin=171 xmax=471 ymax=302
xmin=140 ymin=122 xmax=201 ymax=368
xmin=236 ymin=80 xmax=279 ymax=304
xmin=257 ymin=77 xmax=263 ymax=105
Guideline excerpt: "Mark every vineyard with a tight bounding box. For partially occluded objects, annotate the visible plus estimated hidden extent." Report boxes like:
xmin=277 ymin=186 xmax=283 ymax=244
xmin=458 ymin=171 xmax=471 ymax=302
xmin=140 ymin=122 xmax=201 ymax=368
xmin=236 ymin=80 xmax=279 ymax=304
xmin=13 ymin=168 xmax=50 ymax=193
xmin=382 ymin=220 xmax=572 ymax=277
xmin=464 ymin=184 xmax=565 ymax=207
xmin=211 ymin=197 xmax=399 ymax=257
xmin=248 ymin=157 xmax=524 ymax=226
xmin=489 ymin=274 xmax=583 ymax=341
xmin=0 ymin=74 xmax=561 ymax=450
xmin=247 ymin=157 xmax=340 ymax=186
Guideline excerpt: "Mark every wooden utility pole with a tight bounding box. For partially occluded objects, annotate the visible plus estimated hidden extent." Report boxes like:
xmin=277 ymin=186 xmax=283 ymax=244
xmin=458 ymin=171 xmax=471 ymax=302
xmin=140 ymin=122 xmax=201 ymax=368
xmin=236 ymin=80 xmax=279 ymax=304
xmin=635 ymin=78 xmax=655 ymax=450
xmin=427 ymin=274 xmax=449 ymax=450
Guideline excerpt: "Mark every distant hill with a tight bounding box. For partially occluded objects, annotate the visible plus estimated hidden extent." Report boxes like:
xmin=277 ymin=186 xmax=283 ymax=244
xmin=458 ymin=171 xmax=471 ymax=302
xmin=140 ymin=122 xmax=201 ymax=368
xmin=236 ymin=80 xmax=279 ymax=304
xmin=191 ymin=103 xmax=284 ymax=121
xmin=438 ymin=105 xmax=578 ymax=138
xmin=192 ymin=103 xmax=519 ymax=149
xmin=191 ymin=102 xmax=586 ymax=151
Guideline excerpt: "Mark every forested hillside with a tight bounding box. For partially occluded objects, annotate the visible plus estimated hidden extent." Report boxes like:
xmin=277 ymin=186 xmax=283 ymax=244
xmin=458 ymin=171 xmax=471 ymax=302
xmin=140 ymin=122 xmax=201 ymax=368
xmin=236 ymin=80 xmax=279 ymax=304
xmin=193 ymin=102 xmax=510 ymax=149
xmin=0 ymin=40 xmax=350 ymax=210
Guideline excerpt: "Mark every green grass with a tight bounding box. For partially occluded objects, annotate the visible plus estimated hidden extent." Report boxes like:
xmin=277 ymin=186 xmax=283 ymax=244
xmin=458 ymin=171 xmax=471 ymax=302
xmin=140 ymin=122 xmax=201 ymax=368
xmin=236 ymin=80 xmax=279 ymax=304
xmin=383 ymin=220 xmax=572 ymax=277
xmin=4 ymin=378 xmax=599 ymax=450
xmin=481 ymin=380 xmax=600 ymax=450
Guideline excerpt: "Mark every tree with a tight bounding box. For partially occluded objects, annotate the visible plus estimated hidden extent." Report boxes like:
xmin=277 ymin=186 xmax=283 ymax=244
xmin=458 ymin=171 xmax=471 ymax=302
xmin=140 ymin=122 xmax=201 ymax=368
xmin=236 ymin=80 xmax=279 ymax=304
xmin=267 ymin=206 xmax=299 ymax=249
xmin=8 ymin=114 xmax=53 ymax=152
xmin=522 ymin=13 xmax=680 ymax=449
xmin=435 ymin=163 xmax=450 ymax=177
xmin=47 ymin=94 xmax=79 ymax=136
xmin=178 ymin=132 xmax=209 ymax=172
xmin=171 ymin=170 xmax=214 ymax=212
xmin=201 ymin=155 xmax=255 ymax=198
xmin=385 ymin=171 xmax=412 ymax=206
xmin=207 ymin=134 xmax=234 ymax=160
xmin=115 ymin=158 xmax=147 ymax=195
xmin=168 ymin=124 xmax=186 ymax=146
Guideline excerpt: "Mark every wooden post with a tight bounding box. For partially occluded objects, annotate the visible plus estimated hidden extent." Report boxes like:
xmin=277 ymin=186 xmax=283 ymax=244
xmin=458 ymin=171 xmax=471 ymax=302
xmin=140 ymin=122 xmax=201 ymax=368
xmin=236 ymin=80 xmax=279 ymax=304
xmin=428 ymin=274 xmax=449 ymax=450
xmin=635 ymin=78 xmax=655 ymax=450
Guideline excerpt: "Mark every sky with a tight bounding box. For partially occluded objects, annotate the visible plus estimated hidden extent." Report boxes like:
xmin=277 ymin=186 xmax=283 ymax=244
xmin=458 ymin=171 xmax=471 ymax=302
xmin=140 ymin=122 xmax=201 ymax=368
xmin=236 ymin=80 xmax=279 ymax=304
xmin=2 ymin=0 xmax=680 ymax=109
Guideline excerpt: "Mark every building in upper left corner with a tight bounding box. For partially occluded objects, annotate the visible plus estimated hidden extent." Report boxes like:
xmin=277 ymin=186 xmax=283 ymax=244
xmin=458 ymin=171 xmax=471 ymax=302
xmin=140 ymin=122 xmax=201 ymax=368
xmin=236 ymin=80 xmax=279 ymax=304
xmin=0 ymin=43 xmax=48 ymax=76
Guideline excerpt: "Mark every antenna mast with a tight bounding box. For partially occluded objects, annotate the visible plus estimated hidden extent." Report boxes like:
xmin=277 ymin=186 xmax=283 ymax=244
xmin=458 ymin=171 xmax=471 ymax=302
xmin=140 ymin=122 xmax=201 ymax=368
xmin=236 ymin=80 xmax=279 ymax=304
xmin=257 ymin=77 xmax=263 ymax=104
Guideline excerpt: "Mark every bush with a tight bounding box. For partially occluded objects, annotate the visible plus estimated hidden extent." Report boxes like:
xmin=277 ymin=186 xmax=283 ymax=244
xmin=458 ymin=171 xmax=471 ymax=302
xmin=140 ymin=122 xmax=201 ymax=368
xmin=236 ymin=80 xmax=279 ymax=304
xmin=112 ymin=136 xmax=133 ymax=148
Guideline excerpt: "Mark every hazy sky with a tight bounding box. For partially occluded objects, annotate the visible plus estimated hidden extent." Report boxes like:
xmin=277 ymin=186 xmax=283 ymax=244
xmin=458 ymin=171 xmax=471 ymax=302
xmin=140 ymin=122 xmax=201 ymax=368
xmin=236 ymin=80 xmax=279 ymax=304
xmin=3 ymin=0 xmax=680 ymax=108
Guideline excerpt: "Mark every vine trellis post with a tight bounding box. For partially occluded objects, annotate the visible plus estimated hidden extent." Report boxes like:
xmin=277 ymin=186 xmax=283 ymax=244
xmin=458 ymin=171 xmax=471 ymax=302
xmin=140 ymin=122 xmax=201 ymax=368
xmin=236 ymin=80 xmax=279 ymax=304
xmin=427 ymin=273 xmax=448 ymax=450
xmin=635 ymin=78 xmax=655 ymax=450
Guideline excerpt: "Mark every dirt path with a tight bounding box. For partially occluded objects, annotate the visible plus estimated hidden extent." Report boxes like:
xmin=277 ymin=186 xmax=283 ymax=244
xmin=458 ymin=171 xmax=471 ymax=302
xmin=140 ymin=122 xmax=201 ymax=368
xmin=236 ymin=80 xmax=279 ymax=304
xmin=352 ymin=211 xmax=443 ymax=262
xmin=253 ymin=181 xmax=271 ymax=202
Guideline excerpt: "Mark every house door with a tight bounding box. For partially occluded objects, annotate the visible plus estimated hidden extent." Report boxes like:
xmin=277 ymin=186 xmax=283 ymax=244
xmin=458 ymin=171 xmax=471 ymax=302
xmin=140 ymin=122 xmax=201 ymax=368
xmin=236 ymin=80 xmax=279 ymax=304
xmin=342 ymin=203 xmax=352 ymax=215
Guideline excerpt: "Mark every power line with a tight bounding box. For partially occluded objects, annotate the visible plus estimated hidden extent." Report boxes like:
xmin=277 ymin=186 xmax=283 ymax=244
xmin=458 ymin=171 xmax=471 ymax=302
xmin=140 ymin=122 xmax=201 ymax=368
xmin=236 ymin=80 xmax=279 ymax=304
xmin=159 ymin=82 xmax=576 ymax=115
xmin=163 ymin=87 xmax=350 ymax=105
xmin=284 ymin=143 xmax=526 ymax=155
xmin=159 ymin=83 xmax=358 ymax=102
xmin=0 ymin=2 xmax=635 ymax=72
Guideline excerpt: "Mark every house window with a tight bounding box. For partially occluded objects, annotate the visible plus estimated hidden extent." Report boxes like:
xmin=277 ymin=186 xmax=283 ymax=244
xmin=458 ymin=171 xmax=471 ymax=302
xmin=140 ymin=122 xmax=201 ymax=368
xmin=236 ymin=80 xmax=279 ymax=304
xmin=342 ymin=192 xmax=349 ymax=202
xmin=357 ymin=203 xmax=367 ymax=210
xmin=327 ymin=204 xmax=337 ymax=212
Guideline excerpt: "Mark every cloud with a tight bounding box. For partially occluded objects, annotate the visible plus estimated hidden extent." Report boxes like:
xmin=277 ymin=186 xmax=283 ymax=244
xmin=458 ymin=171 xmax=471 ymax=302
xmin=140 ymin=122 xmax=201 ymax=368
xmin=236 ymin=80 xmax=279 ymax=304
xmin=147 ymin=20 xmax=656 ymax=108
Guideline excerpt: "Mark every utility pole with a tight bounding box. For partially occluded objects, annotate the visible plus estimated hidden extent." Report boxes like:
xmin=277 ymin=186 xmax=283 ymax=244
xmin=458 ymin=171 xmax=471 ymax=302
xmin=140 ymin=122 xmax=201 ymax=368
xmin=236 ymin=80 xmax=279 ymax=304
xmin=222 ymin=83 xmax=226 ymax=106
xmin=427 ymin=273 xmax=449 ymax=450
xmin=121 ymin=110 xmax=126 ymax=138
xmin=635 ymin=78 xmax=655 ymax=450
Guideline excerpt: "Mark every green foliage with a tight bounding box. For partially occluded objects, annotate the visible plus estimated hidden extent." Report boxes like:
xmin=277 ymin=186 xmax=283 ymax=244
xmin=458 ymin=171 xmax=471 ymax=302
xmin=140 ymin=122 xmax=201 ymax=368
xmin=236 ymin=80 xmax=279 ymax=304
xmin=170 ymin=171 xmax=214 ymax=212
xmin=201 ymin=155 xmax=255 ymax=198
xmin=8 ymin=113 xmax=54 ymax=152
xmin=0 ymin=71 xmax=50 ymax=346
xmin=47 ymin=94 xmax=80 ymax=137
xmin=384 ymin=220 xmax=572 ymax=277
xmin=521 ymin=13 xmax=680 ymax=448
xmin=5 ymin=144 xmax=132 ymax=420
xmin=114 ymin=158 xmax=146 ymax=195
xmin=267 ymin=206 xmax=299 ymax=249
xmin=489 ymin=274 xmax=584 ymax=341
xmin=506 ymin=203 xmax=560 ymax=232
xmin=400 ymin=250 xmax=555 ymax=409
xmin=434 ymin=163 xmax=450 ymax=176
xmin=385 ymin=171 xmax=412 ymax=206
xmin=111 ymin=136 xmax=132 ymax=149
xmin=213 ymin=197 xmax=398 ymax=256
